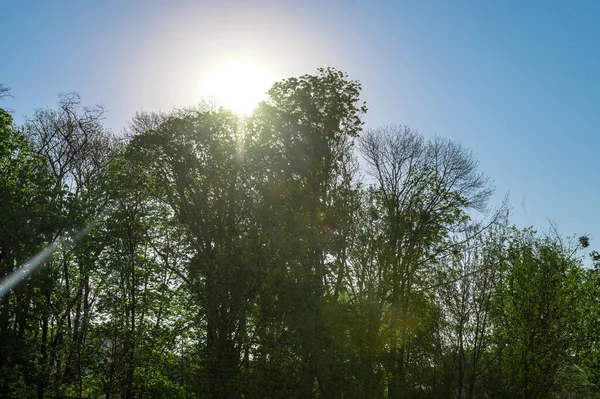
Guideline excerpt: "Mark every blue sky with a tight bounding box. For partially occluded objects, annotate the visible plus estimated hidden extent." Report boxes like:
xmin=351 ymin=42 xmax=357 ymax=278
xmin=2 ymin=0 xmax=600 ymax=254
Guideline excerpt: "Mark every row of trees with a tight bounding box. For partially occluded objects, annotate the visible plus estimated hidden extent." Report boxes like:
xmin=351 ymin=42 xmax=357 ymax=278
xmin=0 ymin=70 xmax=599 ymax=398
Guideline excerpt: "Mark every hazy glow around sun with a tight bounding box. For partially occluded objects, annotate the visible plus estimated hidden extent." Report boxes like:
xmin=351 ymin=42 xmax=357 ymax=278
xmin=199 ymin=58 xmax=277 ymax=114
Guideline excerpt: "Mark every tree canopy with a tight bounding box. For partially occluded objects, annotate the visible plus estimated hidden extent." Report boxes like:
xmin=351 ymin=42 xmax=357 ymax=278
xmin=0 ymin=68 xmax=597 ymax=398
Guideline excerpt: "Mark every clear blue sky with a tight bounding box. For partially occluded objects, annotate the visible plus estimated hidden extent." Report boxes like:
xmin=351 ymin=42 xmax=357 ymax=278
xmin=2 ymin=0 xmax=600 ymax=253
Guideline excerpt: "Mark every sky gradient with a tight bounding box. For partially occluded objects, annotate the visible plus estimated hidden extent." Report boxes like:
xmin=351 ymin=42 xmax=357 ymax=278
xmin=2 ymin=0 xmax=600 ymax=256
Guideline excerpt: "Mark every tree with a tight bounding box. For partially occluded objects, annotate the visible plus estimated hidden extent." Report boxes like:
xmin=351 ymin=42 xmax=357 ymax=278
xmin=0 ymin=107 xmax=61 ymax=398
xmin=20 ymin=93 xmax=119 ymax=398
xmin=245 ymin=67 xmax=366 ymax=398
xmin=490 ymin=228 xmax=582 ymax=398
xmin=358 ymin=125 xmax=493 ymax=398
xmin=90 ymin=151 xmax=193 ymax=399
xmin=437 ymin=217 xmax=508 ymax=398
xmin=130 ymin=105 xmax=258 ymax=398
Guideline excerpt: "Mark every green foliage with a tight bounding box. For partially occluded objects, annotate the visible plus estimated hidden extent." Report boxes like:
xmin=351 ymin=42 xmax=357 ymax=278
xmin=0 ymin=108 xmax=63 ymax=398
xmin=488 ymin=229 xmax=585 ymax=398
xmin=0 ymin=72 xmax=598 ymax=399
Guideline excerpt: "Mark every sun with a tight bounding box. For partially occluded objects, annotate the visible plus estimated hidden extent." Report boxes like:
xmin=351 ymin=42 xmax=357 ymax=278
xmin=200 ymin=58 xmax=276 ymax=115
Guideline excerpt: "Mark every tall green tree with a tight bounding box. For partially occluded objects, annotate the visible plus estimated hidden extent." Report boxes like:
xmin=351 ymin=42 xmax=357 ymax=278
xmin=0 ymin=108 xmax=61 ymax=398
xmin=22 ymin=93 xmax=118 ymax=398
xmin=130 ymin=105 xmax=258 ymax=398
xmin=490 ymin=228 xmax=583 ymax=398
xmin=245 ymin=67 xmax=366 ymax=398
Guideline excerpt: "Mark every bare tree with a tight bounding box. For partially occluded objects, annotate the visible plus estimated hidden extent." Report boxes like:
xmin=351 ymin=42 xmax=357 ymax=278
xmin=25 ymin=92 xmax=120 ymax=193
xmin=357 ymin=125 xmax=495 ymax=398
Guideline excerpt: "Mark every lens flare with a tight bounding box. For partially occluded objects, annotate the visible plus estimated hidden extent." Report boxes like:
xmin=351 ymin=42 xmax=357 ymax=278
xmin=0 ymin=222 xmax=96 ymax=298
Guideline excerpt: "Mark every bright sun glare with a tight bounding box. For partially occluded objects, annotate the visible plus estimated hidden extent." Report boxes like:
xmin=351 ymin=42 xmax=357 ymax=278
xmin=201 ymin=59 xmax=276 ymax=115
